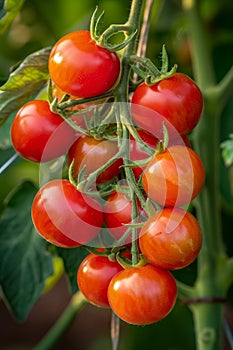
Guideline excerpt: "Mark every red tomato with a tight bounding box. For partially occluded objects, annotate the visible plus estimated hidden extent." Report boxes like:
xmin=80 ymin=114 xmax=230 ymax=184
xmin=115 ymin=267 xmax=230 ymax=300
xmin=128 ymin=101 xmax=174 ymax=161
xmin=132 ymin=72 xmax=203 ymax=135
xmin=31 ymin=179 xmax=104 ymax=247
xmin=49 ymin=30 xmax=120 ymax=98
xmin=11 ymin=100 xmax=75 ymax=162
xmin=77 ymin=253 xmax=123 ymax=308
xmin=139 ymin=208 xmax=202 ymax=270
xmin=107 ymin=264 xmax=177 ymax=325
xmin=104 ymin=188 xmax=145 ymax=243
xmin=129 ymin=129 xmax=158 ymax=179
xmin=142 ymin=145 xmax=205 ymax=207
xmin=68 ymin=135 xmax=123 ymax=185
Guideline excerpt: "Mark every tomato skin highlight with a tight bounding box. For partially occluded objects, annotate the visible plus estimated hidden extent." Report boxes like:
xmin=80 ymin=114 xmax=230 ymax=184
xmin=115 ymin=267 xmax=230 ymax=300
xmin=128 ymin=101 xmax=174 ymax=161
xmin=68 ymin=135 xmax=123 ymax=185
xmin=139 ymin=207 xmax=202 ymax=270
xmin=11 ymin=100 xmax=75 ymax=162
xmin=77 ymin=254 xmax=123 ymax=308
xmin=142 ymin=145 xmax=205 ymax=207
xmin=107 ymin=264 xmax=177 ymax=325
xmin=132 ymin=72 xmax=203 ymax=135
xmin=49 ymin=30 xmax=120 ymax=98
xmin=31 ymin=179 xmax=104 ymax=247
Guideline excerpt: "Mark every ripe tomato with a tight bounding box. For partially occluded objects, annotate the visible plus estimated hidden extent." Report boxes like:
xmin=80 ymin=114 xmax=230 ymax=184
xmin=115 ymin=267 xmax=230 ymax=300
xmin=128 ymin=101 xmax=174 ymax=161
xmin=77 ymin=253 xmax=123 ymax=308
xmin=11 ymin=100 xmax=75 ymax=162
xmin=68 ymin=135 xmax=123 ymax=185
xmin=107 ymin=264 xmax=177 ymax=325
xmin=139 ymin=208 xmax=202 ymax=270
xmin=104 ymin=187 xmax=145 ymax=243
xmin=142 ymin=145 xmax=205 ymax=207
xmin=31 ymin=179 xmax=104 ymax=247
xmin=129 ymin=129 xmax=158 ymax=180
xmin=132 ymin=72 xmax=203 ymax=135
xmin=48 ymin=30 xmax=120 ymax=98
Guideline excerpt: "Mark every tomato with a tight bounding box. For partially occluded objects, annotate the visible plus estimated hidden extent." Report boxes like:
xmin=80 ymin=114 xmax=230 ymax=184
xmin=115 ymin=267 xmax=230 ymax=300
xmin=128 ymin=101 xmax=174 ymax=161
xmin=129 ymin=129 xmax=158 ymax=180
xmin=68 ymin=135 xmax=123 ymax=185
xmin=77 ymin=253 xmax=123 ymax=308
xmin=48 ymin=30 xmax=120 ymax=98
xmin=107 ymin=264 xmax=177 ymax=325
xmin=129 ymin=129 xmax=191 ymax=182
xmin=142 ymin=145 xmax=205 ymax=207
xmin=139 ymin=208 xmax=202 ymax=270
xmin=132 ymin=72 xmax=203 ymax=135
xmin=11 ymin=100 xmax=75 ymax=162
xmin=31 ymin=179 xmax=104 ymax=247
xmin=104 ymin=187 xmax=145 ymax=243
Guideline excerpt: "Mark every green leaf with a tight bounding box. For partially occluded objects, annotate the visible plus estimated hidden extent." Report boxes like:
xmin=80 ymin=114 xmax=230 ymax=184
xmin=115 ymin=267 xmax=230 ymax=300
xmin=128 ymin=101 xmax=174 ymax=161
xmin=221 ymin=134 xmax=233 ymax=167
xmin=0 ymin=47 xmax=51 ymax=125
xmin=0 ymin=0 xmax=25 ymax=34
xmin=56 ymin=246 xmax=88 ymax=294
xmin=0 ymin=181 xmax=53 ymax=321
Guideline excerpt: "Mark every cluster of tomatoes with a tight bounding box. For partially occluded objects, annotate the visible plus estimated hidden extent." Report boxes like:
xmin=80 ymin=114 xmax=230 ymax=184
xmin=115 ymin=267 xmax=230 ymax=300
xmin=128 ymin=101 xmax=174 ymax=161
xmin=10 ymin=29 xmax=205 ymax=325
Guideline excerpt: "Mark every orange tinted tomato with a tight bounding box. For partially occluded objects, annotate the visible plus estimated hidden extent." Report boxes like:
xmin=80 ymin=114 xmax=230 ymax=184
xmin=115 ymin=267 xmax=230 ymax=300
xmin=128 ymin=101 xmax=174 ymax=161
xmin=142 ymin=145 xmax=205 ymax=207
xmin=108 ymin=264 xmax=177 ymax=325
xmin=139 ymin=207 xmax=202 ymax=270
xmin=68 ymin=135 xmax=123 ymax=185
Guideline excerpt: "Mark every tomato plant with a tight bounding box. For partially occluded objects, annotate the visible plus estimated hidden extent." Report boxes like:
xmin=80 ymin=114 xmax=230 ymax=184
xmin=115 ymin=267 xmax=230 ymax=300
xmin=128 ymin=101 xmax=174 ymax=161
xmin=142 ymin=145 xmax=206 ymax=207
xmin=107 ymin=264 xmax=177 ymax=325
xmin=139 ymin=207 xmax=202 ymax=270
xmin=68 ymin=134 xmax=123 ymax=185
xmin=11 ymin=100 xmax=75 ymax=162
xmin=31 ymin=179 xmax=104 ymax=247
xmin=77 ymin=253 xmax=123 ymax=308
xmin=0 ymin=0 xmax=232 ymax=349
xmin=48 ymin=30 xmax=121 ymax=98
xmin=132 ymin=72 xmax=203 ymax=135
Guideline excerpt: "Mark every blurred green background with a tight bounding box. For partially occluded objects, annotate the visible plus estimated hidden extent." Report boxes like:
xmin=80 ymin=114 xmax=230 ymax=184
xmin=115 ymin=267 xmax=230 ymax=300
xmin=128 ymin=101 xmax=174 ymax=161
xmin=0 ymin=0 xmax=233 ymax=349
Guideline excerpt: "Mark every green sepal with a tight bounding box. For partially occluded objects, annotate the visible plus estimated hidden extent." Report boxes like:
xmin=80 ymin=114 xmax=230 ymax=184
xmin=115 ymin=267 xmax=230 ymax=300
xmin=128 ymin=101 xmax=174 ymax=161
xmin=131 ymin=45 xmax=177 ymax=85
xmin=90 ymin=6 xmax=137 ymax=52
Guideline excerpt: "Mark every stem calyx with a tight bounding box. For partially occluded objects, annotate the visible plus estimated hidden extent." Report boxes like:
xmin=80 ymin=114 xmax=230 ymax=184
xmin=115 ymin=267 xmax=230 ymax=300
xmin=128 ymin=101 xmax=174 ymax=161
xmin=131 ymin=45 xmax=177 ymax=85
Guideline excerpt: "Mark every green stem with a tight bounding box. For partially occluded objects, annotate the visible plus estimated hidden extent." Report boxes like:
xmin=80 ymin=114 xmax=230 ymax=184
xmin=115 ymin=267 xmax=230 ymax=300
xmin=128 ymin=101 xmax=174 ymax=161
xmin=205 ymin=65 xmax=233 ymax=109
xmin=183 ymin=1 xmax=230 ymax=350
xmin=191 ymin=304 xmax=223 ymax=350
xmin=33 ymin=292 xmax=87 ymax=350
xmin=57 ymin=91 xmax=113 ymax=110
xmin=182 ymin=0 xmax=216 ymax=89
xmin=114 ymin=0 xmax=144 ymax=101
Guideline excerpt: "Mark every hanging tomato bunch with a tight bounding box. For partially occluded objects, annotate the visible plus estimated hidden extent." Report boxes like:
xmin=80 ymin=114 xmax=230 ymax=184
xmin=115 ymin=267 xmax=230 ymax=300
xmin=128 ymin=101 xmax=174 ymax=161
xmin=10 ymin=8 xmax=205 ymax=327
